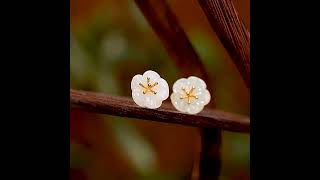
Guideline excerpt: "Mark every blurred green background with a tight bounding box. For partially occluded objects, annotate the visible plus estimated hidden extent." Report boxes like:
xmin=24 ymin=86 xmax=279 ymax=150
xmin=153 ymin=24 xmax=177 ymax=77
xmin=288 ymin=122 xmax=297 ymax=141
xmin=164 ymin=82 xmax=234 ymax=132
xmin=70 ymin=0 xmax=250 ymax=179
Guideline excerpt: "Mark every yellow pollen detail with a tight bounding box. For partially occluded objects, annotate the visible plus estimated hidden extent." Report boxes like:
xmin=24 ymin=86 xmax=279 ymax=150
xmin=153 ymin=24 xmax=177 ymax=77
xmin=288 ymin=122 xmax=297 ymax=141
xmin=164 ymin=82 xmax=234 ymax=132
xmin=180 ymin=86 xmax=198 ymax=104
xmin=139 ymin=77 xmax=158 ymax=95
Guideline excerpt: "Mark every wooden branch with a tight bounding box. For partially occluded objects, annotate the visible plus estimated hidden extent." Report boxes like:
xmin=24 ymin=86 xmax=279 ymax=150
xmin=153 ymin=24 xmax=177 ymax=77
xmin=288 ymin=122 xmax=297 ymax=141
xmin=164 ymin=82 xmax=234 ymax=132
xmin=134 ymin=0 xmax=213 ymax=89
xmin=198 ymin=0 xmax=250 ymax=88
xmin=70 ymin=89 xmax=250 ymax=133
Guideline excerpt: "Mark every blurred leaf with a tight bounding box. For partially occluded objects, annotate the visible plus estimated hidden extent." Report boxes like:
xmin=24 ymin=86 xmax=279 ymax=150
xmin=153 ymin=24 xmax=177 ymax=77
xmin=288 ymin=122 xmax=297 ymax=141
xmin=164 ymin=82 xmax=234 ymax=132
xmin=100 ymin=31 xmax=129 ymax=62
xmin=74 ymin=14 xmax=113 ymax=61
xmin=107 ymin=117 xmax=157 ymax=175
xmin=70 ymin=143 xmax=90 ymax=169
xmin=222 ymin=132 xmax=250 ymax=168
xmin=230 ymin=134 xmax=250 ymax=166
xmin=189 ymin=30 xmax=222 ymax=72
xmin=70 ymin=35 xmax=97 ymax=90
xmin=94 ymin=71 xmax=120 ymax=94
xmin=127 ymin=0 xmax=150 ymax=32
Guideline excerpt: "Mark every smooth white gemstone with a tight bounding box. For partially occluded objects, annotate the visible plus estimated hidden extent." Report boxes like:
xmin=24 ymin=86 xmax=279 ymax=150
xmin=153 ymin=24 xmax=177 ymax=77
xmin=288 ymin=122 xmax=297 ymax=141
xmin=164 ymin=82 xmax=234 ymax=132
xmin=170 ymin=76 xmax=211 ymax=114
xmin=131 ymin=70 xmax=169 ymax=109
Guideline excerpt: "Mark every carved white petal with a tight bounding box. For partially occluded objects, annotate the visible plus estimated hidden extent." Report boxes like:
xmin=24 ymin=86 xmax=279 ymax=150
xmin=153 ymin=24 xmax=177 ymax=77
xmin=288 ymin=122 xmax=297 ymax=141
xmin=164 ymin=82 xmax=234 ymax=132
xmin=131 ymin=70 xmax=169 ymax=109
xmin=153 ymin=78 xmax=169 ymax=100
xmin=131 ymin=74 xmax=144 ymax=90
xmin=144 ymin=95 xmax=162 ymax=109
xmin=203 ymin=89 xmax=211 ymax=105
xmin=172 ymin=78 xmax=188 ymax=93
xmin=194 ymin=89 xmax=211 ymax=105
xmin=170 ymin=92 xmax=189 ymax=113
xmin=187 ymin=103 xmax=204 ymax=114
xmin=143 ymin=70 xmax=160 ymax=80
xmin=188 ymin=76 xmax=206 ymax=89
xmin=170 ymin=76 xmax=211 ymax=114
xmin=132 ymin=88 xmax=146 ymax=108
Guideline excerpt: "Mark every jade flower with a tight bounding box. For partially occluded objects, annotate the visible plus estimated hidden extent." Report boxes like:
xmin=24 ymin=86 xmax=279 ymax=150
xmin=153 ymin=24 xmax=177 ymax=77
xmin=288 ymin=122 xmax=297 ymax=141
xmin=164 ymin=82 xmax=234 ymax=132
xmin=131 ymin=70 xmax=169 ymax=109
xmin=170 ymin=76 xmax=211 ymax=114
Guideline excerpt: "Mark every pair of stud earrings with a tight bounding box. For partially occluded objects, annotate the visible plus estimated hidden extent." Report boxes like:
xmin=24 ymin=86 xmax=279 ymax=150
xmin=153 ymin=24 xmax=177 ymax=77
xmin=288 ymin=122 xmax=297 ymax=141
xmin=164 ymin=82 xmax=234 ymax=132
xmin=131 ymin=70 xmax=211 ymax=114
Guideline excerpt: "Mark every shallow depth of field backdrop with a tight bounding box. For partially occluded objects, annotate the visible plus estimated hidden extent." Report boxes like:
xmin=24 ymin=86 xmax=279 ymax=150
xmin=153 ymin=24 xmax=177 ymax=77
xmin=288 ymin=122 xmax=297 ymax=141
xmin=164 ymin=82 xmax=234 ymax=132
xmin=70 ymin=0 xmax=250 ymax=179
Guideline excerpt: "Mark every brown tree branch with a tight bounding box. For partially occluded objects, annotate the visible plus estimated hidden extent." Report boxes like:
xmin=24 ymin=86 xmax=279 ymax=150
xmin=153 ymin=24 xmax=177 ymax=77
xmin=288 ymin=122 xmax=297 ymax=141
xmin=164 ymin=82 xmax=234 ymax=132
xmin=70 ymin=89 xmax=250 ymax=133
xmin=198 ymin=0 xmax=250 ymax=88
xmin=134 ymin=0 xmax=213 ymax=89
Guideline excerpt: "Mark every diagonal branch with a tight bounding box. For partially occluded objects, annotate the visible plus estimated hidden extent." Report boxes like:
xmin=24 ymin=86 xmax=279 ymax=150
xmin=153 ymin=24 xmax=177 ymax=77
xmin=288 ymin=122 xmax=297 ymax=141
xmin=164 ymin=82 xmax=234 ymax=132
xmin=70 ymin=89 xmax=250 ymax=133
xmin=134 ymin=0 xmax=213 ymax=89
xmin=198 ymin=0 xmax=250 ymax=88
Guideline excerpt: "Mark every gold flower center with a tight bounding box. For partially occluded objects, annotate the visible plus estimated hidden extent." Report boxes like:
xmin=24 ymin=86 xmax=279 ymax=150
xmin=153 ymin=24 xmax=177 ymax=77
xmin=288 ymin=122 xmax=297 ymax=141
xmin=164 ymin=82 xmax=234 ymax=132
xmin=180 ymin=86 xmax=198 ymax=104
xmin=139 ymin=77 xmax=158 ymax=95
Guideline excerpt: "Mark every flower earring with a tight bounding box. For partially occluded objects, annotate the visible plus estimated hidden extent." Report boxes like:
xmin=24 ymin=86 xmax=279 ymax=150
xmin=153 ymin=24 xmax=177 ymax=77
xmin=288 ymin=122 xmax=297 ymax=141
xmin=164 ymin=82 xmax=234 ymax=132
xmin=170 ymin=76 xmax=211 ymax=114
xmin=131 ymin=70 xmax=169 ymax=109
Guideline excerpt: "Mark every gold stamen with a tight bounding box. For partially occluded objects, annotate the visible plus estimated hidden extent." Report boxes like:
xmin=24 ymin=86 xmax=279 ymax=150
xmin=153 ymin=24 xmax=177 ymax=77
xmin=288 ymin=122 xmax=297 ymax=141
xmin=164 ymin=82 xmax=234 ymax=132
xmin=189 ymin=86 xmax=195 ymax=94
xmin=139 ymin=78 xmax=158 ymax=95
xmin=180 ymin=86 xmax=198 ymax=104
xmin=150 ymin=82 xmax=158 ymax=88
xmin=139 ymin=83 xmax=146 ymax=88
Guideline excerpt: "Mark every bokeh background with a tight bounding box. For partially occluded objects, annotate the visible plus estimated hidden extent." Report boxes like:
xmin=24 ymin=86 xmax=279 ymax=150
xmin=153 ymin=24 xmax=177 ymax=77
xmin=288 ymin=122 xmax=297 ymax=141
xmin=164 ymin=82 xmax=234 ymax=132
xmin=70 ymin=0 xmax=250 ymax=179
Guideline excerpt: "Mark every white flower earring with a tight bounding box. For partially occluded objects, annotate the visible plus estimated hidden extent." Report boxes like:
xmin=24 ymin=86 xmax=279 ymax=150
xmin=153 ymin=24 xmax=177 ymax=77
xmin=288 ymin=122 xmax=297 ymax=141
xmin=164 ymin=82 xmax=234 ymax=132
xmin=131 ymin=70 xmax=169 ymax=109
xmin=170 ymin=76 xmax=211 ymax=114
